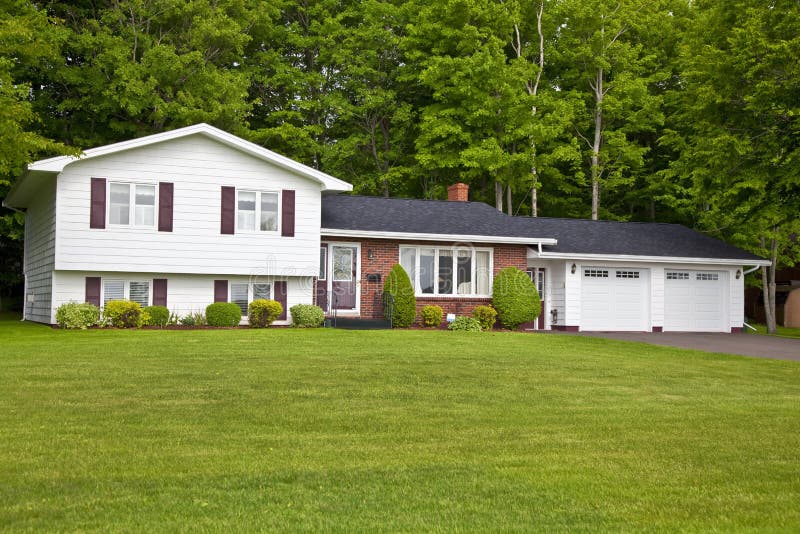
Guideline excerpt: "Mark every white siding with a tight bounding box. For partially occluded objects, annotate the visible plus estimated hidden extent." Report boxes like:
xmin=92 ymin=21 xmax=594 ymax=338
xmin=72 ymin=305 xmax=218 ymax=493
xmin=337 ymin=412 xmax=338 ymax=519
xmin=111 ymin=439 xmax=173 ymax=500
xmin=729 ymin=269 xmax=745 ymax=329
xmin=55 ymin=134 xmax=322 ymax=276
xmin=51 ymin=270 xmax=312 ymax=325
xmin=23 ymin=179 xmax=57 ymax=322
xmin=564 ymin=261 xmax=582 ymax=327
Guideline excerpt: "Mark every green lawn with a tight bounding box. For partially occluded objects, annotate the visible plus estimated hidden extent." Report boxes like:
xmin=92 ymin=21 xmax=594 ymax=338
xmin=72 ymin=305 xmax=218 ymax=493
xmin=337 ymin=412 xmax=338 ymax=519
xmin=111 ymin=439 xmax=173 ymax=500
xmin=750 ymin=323 xmax=800 ymax=339
xmin=1 ymin=315 xmax=799 ymax=531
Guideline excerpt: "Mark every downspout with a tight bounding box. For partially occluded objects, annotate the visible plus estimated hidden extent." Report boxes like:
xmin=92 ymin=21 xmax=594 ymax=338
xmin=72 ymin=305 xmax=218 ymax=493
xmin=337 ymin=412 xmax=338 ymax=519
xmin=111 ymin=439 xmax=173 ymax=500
xmin=2 ymin=204 xmax=26 ymax=321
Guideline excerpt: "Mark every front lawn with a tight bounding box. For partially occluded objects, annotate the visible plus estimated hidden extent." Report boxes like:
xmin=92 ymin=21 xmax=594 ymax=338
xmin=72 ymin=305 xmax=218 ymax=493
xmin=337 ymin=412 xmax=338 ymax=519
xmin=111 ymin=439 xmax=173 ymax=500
xmin=1 ymin=315 xmax=799 ymax=531
xmin=750 ymin=323 xmax=800 ymax=339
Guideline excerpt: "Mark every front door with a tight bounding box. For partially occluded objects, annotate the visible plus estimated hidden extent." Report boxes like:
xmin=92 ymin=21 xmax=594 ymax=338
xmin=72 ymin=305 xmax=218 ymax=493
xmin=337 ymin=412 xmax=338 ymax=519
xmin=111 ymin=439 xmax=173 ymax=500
xmin=331 ymin=245 xmax=358 ymax=310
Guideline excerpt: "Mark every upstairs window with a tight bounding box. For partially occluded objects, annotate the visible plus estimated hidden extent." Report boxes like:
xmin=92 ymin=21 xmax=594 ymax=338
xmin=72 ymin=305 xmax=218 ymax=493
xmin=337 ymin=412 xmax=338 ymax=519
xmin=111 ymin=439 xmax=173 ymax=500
xmin=109 ymin=183 xmax=156 ymax=227
xmin=237 ymin=190 xmax=279 ymax=232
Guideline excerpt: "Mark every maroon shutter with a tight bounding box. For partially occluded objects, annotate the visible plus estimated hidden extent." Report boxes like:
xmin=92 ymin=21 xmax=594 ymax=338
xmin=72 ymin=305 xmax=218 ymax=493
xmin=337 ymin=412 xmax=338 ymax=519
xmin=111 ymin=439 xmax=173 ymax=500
xmin=85 ymin=277 xmax=101 ymax=306
xmin=274 ymin=281 xmax=287 ymax=320
xmin=221 ymin=186 xmax=235 ymax=234
xmin=158 ymin=182 xmax=173 ymax=232
xmin=153 ymin=279 xmax=168 ymax=307
xmin=214 ymin=280 xmax=228 ymax=302
xmin=90 ymin=178 xmax=106 ymax=229
xmin=281 ymin=190 xmax=295 ymax=237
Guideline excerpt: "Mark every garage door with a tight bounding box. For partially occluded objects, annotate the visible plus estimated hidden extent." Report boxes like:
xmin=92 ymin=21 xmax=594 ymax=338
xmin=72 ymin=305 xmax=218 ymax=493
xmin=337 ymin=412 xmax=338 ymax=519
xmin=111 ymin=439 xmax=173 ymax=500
xmin=581 ymin=267 xmax=650 ymax=331
xmin=664 ymin=270 xmax=727 ymax=332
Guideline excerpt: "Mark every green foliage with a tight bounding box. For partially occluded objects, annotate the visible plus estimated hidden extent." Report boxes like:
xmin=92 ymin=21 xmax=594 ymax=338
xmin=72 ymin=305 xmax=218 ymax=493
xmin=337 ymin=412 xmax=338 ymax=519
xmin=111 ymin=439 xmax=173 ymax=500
xmin=492 ymin=267 xmax=540 ymax=330
xmin=420 ymin=305 xmax=443 ymax=328
xmin=143 ymin=305 xmax=170 ymax=327
xmin=205 ymin=302 xmax=242 ymax=327
xmin=471 ymin=305 xmax=498 ymax=331
xmin=289 ymin=304 xmax=324 ymax=328
xmin=248 ymin=299 xmax=283 ymax=328
xmin=179 ymin=311 xmax=207 ymax=327
xmin=383 ymin=264 xmax=416 ymax=328
xmin=103 ymin=300 xmax=143 ymax=328
xmin=55 ymin=302 xmax=100 ymax=329
xmin=447 ymin=316 xmax=482 ymax=332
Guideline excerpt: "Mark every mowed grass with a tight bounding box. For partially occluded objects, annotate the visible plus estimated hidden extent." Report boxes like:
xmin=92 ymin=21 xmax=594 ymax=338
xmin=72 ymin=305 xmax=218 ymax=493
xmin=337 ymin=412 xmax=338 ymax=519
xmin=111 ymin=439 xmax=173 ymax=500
xmin=751 ymin=323 xmax=800 ymax=339
xmin=1 ymin=315 xmax=799 ymax=532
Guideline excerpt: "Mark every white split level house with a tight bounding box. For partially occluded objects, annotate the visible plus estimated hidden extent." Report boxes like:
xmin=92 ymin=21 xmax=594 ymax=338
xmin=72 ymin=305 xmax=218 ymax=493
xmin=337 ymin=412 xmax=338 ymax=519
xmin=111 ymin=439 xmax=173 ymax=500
xmin=4 ymin=123 xmax=770 ymax=331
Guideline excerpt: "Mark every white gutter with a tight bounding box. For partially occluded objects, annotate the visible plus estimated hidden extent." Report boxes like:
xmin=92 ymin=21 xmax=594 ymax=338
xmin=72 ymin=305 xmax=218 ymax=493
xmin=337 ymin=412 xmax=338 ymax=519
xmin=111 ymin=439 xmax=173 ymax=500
xmin=528 ymin=249 xmax=772 ymax=266
xmin=743 ymin=265 xmax=762 ymax=275
xmin=320 ymin=228 xmax=557 ymax=246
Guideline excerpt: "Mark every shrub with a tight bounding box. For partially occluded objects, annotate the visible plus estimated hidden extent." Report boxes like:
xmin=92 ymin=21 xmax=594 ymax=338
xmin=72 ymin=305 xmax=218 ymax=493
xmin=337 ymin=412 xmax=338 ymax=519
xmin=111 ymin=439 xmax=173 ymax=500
xmin=55 ymin=302 xmax=100 ymax=330
xmin=492 ymin=267 xmax=540 ymax=330
xmin=290 ymin=304 xmax=324 ymax=328
xmin=383 ymin=264 xmax=416 ymax=327
xmin=248 ymin=299 xmax=283 ymax=328
xmin=179 ymin=311 xmax=207 ymax=327
xmin=103 ymin=300 xmax=144 ymax=328
xmin=420 ymin=305 xmax=443 ymax=328
xmin=143 ymin=305 xmax=170 ymax=327
xmin=472 ymin=305 xmax=498 ymax=331
xmin=205 ymin=302 xmax=242 ymax=327
xmin=447 ymin=316 xmax=482 ymax=332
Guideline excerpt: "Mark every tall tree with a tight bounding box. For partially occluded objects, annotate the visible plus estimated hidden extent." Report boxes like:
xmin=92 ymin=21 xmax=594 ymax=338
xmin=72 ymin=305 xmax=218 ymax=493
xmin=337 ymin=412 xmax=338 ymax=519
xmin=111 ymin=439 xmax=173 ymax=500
xmin=666 ymin=0 xmax=800 ymax=332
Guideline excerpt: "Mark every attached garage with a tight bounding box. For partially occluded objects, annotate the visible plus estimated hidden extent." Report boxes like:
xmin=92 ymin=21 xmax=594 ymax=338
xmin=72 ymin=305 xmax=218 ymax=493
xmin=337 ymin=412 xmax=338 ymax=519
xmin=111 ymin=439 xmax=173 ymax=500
xmin=580 ymin=267 xmax=650 ymax=331
xmin=664 ymin=270 xmax=728 ymax=332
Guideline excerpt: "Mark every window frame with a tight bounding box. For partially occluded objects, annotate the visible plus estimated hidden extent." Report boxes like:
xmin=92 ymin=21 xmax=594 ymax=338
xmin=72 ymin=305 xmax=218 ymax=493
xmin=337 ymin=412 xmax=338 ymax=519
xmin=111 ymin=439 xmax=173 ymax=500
xmin=107 ymin=181 xmax=158 ymax=228
xmin=399 ymin=245 xmax=493 ymax=297
xmin=102 ymin=279 xmax=152 ymax=307
xmin=235 ymin=189 xmax=281 ymax=234
xmin=229 ymin=282 xmax=274 ymax=316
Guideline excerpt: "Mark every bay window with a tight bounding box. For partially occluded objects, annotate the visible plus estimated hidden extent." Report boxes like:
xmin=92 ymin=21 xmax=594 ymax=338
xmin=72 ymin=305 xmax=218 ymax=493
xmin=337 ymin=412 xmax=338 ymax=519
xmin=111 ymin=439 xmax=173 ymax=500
xmin=400 ymin=246 xmax=492 ymax=296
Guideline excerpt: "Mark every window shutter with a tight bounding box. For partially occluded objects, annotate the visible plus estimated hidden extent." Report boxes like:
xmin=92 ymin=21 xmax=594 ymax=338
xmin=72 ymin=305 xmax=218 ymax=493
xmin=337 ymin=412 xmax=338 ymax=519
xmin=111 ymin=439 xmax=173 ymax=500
xmin=274 ymin=281 xmax=288 ymax=320
xmin=85 ymin=277 xmax=101 ymax=306
xmin=153 ymin=279 xmax=168 ymax=307
xmin=221 ymin=186 xmax=235 ymax=234
xmin=90 ymin=178 xmax=106 ymax=229
xmin=281 ymin=190 xmax=295 ymax=237
xmin=158 ymin=182 xmax=174 ymax=232
xmin=214 ymin=280 xmax=228 ymax=302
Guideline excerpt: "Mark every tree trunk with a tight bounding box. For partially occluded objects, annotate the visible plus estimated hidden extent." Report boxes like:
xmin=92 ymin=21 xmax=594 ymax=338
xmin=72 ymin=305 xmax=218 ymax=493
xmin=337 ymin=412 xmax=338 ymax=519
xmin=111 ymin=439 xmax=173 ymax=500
xmin=495 ymin=181 xmax=503 ymax=212
xmin=506 ymin=185 xmax=512 ymax=215
xmin=531 ymin=185 xmax=538 ymax=217
xmin=591 ymin=68 xmax=603 ymax=221
xmin=760 ymin=232 xmax=779 ymax=334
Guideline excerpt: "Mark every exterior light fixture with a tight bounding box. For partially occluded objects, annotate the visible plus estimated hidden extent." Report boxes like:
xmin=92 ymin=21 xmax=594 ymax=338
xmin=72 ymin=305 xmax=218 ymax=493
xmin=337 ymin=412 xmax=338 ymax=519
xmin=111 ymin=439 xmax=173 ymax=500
xmin=736 ymin=269 xmax=741 ymax=279
xmin=571 ymin=263 xmax=577 ymax=274
xmin=368 ymin=249 xmax=375 ymax=260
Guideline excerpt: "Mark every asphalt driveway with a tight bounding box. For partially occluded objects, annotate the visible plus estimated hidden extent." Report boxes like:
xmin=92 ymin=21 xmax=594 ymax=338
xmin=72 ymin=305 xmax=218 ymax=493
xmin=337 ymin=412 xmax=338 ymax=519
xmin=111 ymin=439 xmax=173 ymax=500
xmin=573 ymin=331 xmax=800 ymax=361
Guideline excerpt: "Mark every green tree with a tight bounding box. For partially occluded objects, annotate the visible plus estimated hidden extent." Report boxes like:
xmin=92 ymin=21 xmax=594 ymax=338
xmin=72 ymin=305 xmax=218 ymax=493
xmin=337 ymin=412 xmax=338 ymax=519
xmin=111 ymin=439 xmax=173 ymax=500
xmin=666 ymin=0 xmax=800 ymax=333
xmin=383 ymin=264 xmax=416 ymax=327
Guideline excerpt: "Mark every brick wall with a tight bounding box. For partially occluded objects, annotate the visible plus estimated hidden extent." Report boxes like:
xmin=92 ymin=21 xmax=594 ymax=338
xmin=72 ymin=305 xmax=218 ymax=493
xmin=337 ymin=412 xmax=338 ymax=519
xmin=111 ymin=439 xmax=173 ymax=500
xmin=323 ymin=236 xmax=527 ymax=322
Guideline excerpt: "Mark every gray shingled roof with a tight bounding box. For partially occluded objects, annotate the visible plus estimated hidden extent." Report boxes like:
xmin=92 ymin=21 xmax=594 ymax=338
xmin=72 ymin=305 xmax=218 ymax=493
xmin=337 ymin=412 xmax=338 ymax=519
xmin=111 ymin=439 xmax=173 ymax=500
xmin=321 ymin=195 xmax=764 ymax=262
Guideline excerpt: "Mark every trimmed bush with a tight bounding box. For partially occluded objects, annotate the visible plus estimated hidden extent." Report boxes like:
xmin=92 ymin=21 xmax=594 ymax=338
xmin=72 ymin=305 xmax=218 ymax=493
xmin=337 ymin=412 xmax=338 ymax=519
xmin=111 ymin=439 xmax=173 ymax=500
xmin=492 ymin=267 xmax=540 ymax=330
xmin=103 ymin=300 xmax=144 ymax=328
xmin=383 ymin=264 xmax=416 ymax=327
xmin=290 ymin=304 xmax=324 ymax=328
xmin=205 ymin=302 xmax=242 ymax=327
xmin=143 ymin=305 xmax=170 ymax=327
xmin=248 ymin=299 xmax=283 ymax=328
xmin=448 ymin=316 xmax=482 ymax=332
xmin=55 ymin=302 xmax=100 ymax=330
xmin=472 ymin=305 xmax=498 ymax=331
xmin=420 ymin=305 xmax=443 ymax=328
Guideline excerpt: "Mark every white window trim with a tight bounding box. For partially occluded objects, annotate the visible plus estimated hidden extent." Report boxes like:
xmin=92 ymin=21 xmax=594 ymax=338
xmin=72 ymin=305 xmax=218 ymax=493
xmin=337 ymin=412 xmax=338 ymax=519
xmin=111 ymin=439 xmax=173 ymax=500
xmin=107 ymin=181 xmax=158 ymax=228
xmin=399 ymin=245 xmax=493 ymax=298
xmin=229 ymin=281 xmax=274 ymax=316
xmin=101 ymin=279 xmax=152 ymax=307
xmin=235 ymin=189 xmax=281 ymax=234
xmin=322 ymin=242 xmax=361 ymax=316
xmin=319 ymin=247 xmax=327 ymax=280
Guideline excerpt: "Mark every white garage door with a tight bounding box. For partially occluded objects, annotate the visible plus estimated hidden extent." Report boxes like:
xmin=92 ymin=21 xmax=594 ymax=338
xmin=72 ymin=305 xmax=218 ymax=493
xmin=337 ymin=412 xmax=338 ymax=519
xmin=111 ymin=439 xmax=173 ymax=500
xmin=664 ymin=270 xmax=727 ymax=332
xmin=581 ymin=267 xmax=650 ymax=331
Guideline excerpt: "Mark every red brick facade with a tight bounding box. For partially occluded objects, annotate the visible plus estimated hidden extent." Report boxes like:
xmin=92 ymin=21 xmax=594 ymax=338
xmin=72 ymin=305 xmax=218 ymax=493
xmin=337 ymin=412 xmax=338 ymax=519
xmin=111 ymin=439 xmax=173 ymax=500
xmin=322 ymin=236 xmax=528 ymax=323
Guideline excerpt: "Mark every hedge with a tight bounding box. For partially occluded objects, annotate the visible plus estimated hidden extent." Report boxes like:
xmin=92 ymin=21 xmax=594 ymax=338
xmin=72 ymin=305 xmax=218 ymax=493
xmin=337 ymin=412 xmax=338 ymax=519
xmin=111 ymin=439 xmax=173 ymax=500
xmin=492 ymin=267 xmax=540 ymax=329
xmin=206 ymin=302 xmax=242 ymax=327
xmin=383 ymin=264 xmax=416 ymax=327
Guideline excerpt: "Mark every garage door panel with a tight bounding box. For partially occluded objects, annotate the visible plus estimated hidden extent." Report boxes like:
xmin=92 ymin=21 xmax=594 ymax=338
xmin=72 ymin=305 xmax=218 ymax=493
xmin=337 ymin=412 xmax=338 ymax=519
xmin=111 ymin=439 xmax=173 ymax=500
xmin=581 ymin=267 xmax=649 ymax=331
xmin=665 ymin=270 xmax=726 ymax=332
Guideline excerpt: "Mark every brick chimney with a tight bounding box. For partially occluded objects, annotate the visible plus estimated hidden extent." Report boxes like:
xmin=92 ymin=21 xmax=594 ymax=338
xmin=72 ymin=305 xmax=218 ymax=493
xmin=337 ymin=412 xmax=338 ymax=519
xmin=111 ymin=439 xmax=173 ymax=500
xmin=447 ymin=182 xmax=469 ymax=202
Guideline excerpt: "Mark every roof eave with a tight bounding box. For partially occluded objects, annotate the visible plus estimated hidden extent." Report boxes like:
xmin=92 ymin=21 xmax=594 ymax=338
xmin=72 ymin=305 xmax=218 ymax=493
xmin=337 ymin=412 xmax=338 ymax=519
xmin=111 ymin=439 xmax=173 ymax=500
xmin=322 ymin=228 xmax=557 ymax=246
xmin=529 ymin=249 xmax=771 ymax=266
